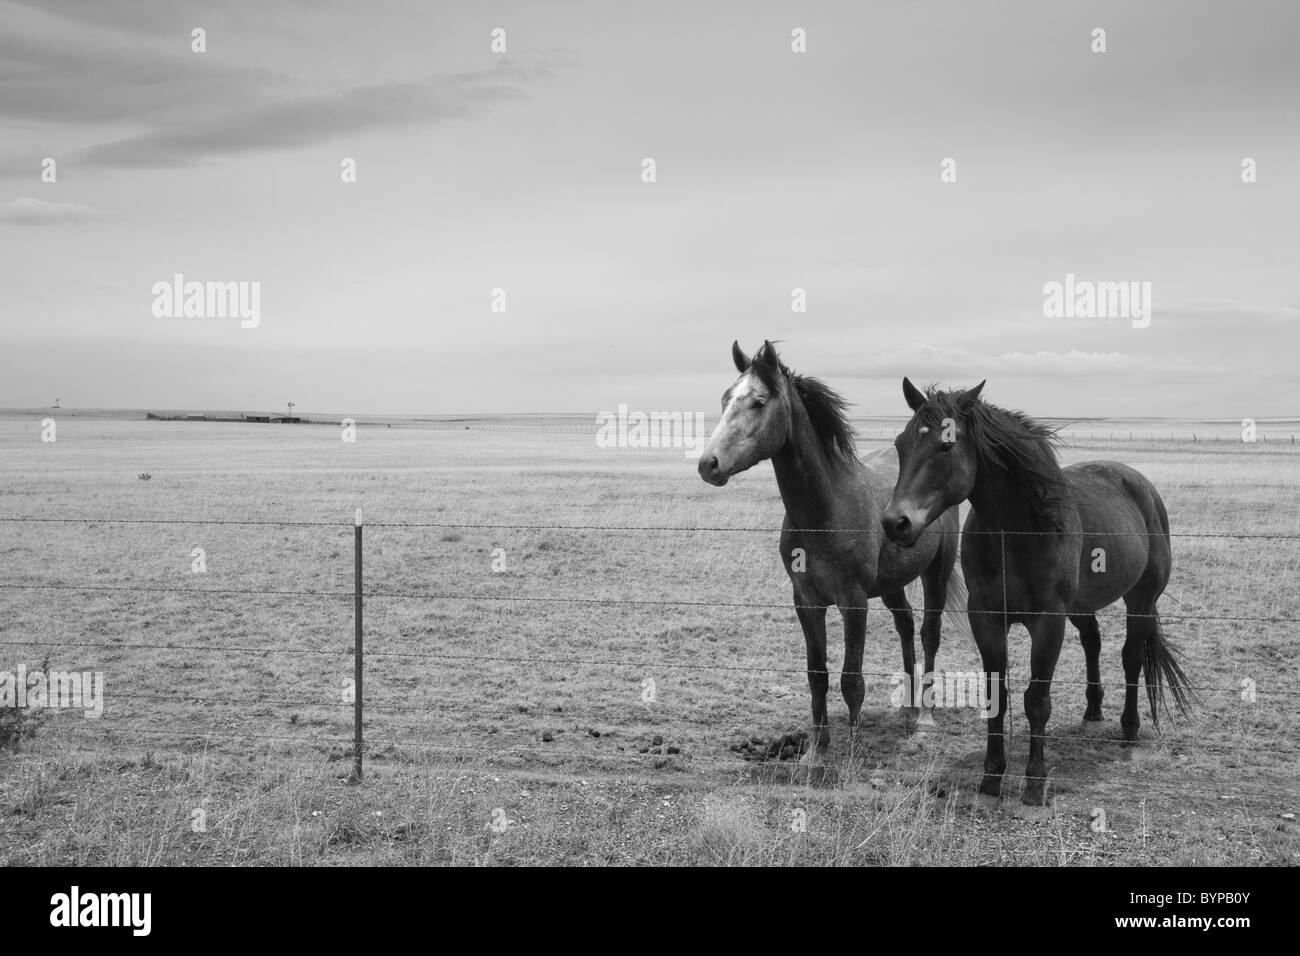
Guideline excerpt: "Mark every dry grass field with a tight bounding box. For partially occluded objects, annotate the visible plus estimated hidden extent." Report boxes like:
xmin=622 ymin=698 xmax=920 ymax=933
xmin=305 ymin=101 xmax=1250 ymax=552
xmin=1 ymin=413 xmax=1297 ymax=865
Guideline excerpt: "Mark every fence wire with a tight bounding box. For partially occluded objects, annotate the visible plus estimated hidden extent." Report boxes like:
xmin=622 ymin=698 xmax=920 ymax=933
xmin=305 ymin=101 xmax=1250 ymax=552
xmin=0 ymin=512 xmax=1295 ymax=812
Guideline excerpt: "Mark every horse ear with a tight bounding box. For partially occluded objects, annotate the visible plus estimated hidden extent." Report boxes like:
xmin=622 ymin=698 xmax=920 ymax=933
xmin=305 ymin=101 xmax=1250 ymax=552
xmin=961 ymin=380 xmax=986 ymax=406
xmin=902 ymin=377 xmax=925 ymax=412
xmin=731 ymin=340 xmax=750 ymax=373
xmin=755 ymin=340 xmax=779 ymax=366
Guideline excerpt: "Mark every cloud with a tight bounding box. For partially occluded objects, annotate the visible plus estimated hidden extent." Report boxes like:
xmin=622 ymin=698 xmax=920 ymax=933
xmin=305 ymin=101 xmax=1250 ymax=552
xmin=0 ymin=27 xmax=291 ymax=127
xmin=77 ymin=70 xmax=536 ymax=169
xmin=3 ymin=0 xmax=419 ymax=39
xmin=0 ymin=197 xmax=97 ymax=225
xmin=824 ymin=343 xmax=1138 ymax=381
xmin=5 ymin=0 xmax=204 ymax=35
xmin=0 ymin=6 xmax=555 ymax=172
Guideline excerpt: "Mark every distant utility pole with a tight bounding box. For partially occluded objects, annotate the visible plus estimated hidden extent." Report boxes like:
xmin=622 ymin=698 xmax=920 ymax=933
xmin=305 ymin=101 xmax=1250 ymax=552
xmin=288 ymin=402 xmax=295 ymax=418
xmin=54 ymin=398 xmax=61 ymax=408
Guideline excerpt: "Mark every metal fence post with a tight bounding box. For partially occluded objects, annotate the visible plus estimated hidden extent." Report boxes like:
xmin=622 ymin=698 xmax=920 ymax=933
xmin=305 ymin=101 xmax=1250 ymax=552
xmin=352 ymin=506 xmax=364 ymax=782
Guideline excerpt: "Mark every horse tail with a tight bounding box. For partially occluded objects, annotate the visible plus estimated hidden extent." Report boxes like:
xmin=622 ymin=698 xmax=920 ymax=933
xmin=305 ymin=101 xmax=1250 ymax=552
xmin=943 ymin=561 xmax=972 ymax=645
xmin=1144 ymin=609 xmax=1194 ymax=725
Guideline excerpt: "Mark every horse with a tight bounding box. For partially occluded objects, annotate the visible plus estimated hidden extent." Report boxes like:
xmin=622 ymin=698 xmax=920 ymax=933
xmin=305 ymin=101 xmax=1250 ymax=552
xmin=881 ymin=378 xmax=1193 ymax=804
xmin=697 ymin=341 xmax=965 ymax=764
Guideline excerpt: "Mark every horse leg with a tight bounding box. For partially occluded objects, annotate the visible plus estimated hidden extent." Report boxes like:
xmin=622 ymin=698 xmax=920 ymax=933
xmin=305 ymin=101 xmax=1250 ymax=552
xmin=918 ymin=551 xmax=951 ymax=728
xmin=839 ymin=602 xmax=867 ymax=739
xmin=794 ymin=597 xmax=830 ymax=763
xmin=882 ymin=589 xmax=918 ymax=722
xmin=1070 ymin=613 xmax=1104 ymax=721
xmin=1120 ymin=597 xmax=1153 ymax=742
xmin=970 ymin=608 xmax=1009 ymax=798
xmin=1023 ymin=613 xmax=1067 ymax=805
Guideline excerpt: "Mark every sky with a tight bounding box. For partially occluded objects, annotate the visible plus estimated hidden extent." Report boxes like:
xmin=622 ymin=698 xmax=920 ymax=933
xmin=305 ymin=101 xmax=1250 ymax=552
xmin=0 ymin=0 xmax=1296 ymax=418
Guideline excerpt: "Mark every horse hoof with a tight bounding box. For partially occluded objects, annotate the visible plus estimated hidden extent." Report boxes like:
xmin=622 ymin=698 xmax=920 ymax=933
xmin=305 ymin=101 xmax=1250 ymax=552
xmin=1022 ymin=782 xmax=1050 ymax=806
xmin=978 ymin=775 xmax=1003 ymax=799
xmin=974 ymin=792 xmax=1001 ymax=811
xmin=915 ymin=710 xmax=938 ymax=732
xmin=1014 ymin=801 xmax=1054 ymax=821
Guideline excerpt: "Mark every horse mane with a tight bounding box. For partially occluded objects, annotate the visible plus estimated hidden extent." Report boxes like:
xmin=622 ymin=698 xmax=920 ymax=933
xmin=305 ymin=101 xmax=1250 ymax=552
xmin=752 ymin=353 xmax=857 ymax=462
xmin=917 ymin=385 xmax=1067 ymax=527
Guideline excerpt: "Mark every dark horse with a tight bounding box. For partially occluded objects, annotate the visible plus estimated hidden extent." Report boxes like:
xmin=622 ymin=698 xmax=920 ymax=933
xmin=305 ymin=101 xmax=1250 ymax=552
xmin=697 ymin=342 xmax=964 ymax=764
xmin=882 ymin=378 xmax=1193 ymax=804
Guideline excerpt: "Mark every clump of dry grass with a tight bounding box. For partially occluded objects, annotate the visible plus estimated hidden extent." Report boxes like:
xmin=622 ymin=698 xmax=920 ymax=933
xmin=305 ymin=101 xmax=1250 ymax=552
xmin=0 ymin=653 xmax=52 ymax=753
xmin=691 ymin=794 xmax=767 ymax=863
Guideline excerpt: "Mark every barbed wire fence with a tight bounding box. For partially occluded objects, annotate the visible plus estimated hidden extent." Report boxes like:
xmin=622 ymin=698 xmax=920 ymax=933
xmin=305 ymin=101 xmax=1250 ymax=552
xmin=0 ymin=512 xmax=1296 ymax=839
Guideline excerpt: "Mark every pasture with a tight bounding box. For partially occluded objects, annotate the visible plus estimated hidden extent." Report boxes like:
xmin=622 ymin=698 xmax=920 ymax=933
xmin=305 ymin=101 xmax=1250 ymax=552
xmin=0 ymin=414 xmax=1297 ymax=865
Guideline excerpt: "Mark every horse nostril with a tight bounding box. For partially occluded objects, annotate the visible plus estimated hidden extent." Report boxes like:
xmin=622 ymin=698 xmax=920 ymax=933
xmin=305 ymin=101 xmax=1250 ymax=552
xmin=699 ymin=455 xmax=721 ymax=480
xmin=894 ymin=516 xmax=912 ymax=539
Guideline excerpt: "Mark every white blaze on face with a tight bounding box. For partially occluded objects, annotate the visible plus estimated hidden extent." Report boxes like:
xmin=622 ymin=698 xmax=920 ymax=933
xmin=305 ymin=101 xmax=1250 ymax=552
xmin=725 ymin=374 xmax=758 ymax=414
xmin=707 ymin=370 xmax=759 ymax=450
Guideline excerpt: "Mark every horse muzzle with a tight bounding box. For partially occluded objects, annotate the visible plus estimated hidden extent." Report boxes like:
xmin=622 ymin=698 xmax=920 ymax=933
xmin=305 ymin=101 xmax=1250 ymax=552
xmin=882 ymin=506 xmax=926 ymax=547
xmin=697 ymin=454 xmax=731 ymax=486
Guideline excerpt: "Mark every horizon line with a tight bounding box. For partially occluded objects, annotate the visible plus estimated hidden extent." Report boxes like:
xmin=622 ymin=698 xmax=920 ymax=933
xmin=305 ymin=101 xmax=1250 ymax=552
xmin=1 ymin=407 xmax=1298 ymax=423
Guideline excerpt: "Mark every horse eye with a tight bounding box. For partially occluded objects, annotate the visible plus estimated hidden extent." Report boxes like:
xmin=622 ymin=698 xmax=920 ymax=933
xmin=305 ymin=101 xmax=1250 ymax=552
xmin=753 ymin=397 xmax=767 ymax=408
xmin=939 ymin=441 xmax=956 ymax=453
